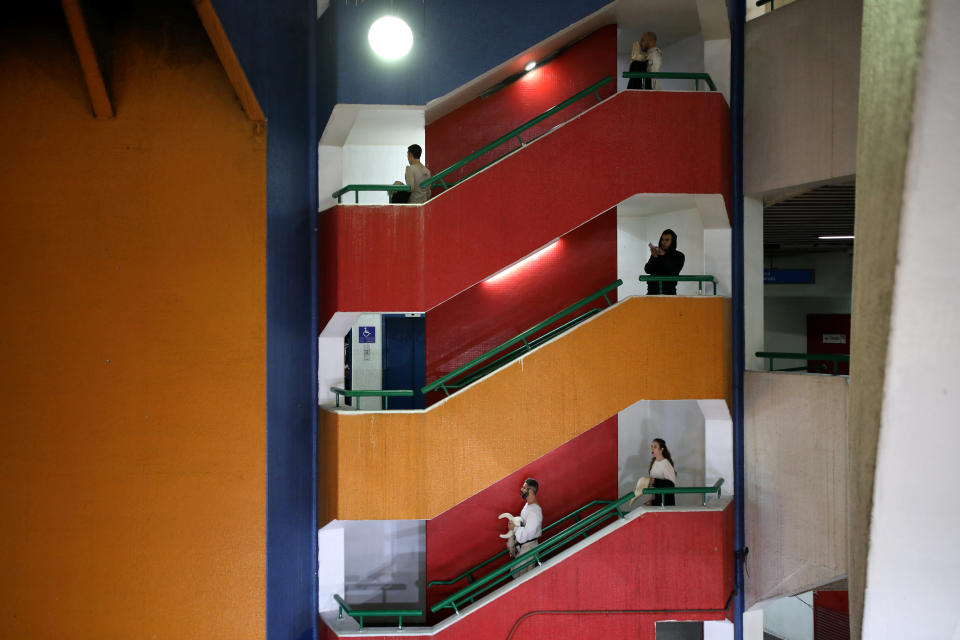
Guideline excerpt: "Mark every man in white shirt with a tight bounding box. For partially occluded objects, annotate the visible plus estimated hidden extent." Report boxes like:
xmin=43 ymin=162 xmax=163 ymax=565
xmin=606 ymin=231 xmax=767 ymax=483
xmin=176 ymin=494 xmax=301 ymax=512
xmin=627 ymin=31 xmax=663 ymax=90
xmin=508 ymin=478 xmax=543 ymax=577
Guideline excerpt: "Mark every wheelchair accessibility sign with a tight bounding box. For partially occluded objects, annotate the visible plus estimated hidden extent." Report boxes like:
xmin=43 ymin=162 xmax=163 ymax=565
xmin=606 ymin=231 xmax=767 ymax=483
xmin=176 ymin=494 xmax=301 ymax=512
xmin=359 ymin=326 xmax=376 ymax=343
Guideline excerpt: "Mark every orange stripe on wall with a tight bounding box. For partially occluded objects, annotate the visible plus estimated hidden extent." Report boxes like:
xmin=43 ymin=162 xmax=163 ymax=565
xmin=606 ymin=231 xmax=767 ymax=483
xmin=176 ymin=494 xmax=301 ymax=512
xmin=0 ymin=8 xmax=266 ymax=639
xmin=319 ymin=296 xmax=731 ymax=523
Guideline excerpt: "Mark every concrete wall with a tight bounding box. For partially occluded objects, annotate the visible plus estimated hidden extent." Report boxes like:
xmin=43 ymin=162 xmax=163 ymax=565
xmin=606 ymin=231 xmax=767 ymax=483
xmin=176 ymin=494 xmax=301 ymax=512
xmin=858 ymin=0 xmax=960 ymax=637
xmin=744 ymin=0 xmax=862 ymax=195
xmin=744 ymin=372 xmax=847 ymax=608
xmin=846 ymin=0 xmax=927 ymax=632
xmin=0 ymin=6 xmax=266 ymax=638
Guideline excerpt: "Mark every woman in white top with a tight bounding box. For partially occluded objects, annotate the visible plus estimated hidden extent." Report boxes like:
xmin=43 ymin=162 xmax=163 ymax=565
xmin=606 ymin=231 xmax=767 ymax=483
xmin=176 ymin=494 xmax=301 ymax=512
xmin=647 ymin=438 xmax=677 ymax=506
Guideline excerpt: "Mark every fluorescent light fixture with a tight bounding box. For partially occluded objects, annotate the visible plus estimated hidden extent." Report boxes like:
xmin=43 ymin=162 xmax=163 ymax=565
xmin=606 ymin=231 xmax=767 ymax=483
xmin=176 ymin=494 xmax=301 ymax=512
xmin=818 ymin=235 xmax=855 ymax=240
xmin=485 ymin=241 xmax=559 ymax=284
xmin=368 ymin=16 xmax=413 ymax=61
xmin=524 ymin=61 xmax=537 ymax=72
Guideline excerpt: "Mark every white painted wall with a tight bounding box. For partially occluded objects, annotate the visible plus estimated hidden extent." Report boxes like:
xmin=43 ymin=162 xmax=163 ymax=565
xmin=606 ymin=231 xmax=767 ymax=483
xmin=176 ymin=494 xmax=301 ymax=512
xmin=318 ymin=336 xmax=345 ymax=406
xmin=763 ymin=251 xmax=852 ymax=356
xmin=659 ymin=33 xmax=706 ymax=91
xmin=341 ymin=145 xmax=413 ymax=205
xmin=761 ymin=591 xmax=813 ymax=640
xmin=350 ymin=313 xmax=383 ymax=410
xmin=318 ymin=520 xmax=426 ymax=616
xmin=703 ymin=38 xmax=731 ymax=103
xmin=862 ymin=0 xmax=960 ymax=637
xmin=318 ymin=144 xmax=342 ymax=211
xmin=618 ymin=400 xmax=729 ymax=508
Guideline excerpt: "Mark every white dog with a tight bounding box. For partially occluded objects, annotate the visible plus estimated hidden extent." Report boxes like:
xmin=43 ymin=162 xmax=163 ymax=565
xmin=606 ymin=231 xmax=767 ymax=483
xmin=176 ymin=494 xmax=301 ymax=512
xmin=627 ymin=476 xmax=652 ymax=508
xmin=498 ymin=512 xmax=523 ymax=557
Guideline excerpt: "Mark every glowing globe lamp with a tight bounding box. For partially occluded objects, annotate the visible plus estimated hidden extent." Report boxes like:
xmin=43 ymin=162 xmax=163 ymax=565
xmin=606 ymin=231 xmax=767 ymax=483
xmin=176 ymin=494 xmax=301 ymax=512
xmin=368 ymin=16 xmax=413 ymax=61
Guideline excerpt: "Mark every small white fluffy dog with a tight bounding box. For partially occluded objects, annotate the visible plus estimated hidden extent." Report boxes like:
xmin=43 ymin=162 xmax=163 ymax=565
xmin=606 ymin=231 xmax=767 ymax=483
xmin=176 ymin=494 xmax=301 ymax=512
xmin=498 ymin=512 xmax=523 ymax=557
xmin=627 ymin=476 xmax=652 ymax=508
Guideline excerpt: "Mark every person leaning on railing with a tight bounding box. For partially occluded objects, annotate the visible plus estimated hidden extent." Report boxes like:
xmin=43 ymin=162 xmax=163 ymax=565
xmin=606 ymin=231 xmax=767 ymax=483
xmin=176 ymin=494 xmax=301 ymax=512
xmin=643 ymin=228 xmax=685 ymax=294
xmin=646 ymin=438 xmax=677 ymax=506
xmin=391 ymin=143 xmax=432 ymax=204
xmin=627 ymin=31 xmax=662 ymax=90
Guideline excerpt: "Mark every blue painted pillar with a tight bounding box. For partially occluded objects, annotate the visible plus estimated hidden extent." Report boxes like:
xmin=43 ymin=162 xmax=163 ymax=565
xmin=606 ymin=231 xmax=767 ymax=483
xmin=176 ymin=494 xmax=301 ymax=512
xmin=727 ymin=0 xmax=746 ymax=638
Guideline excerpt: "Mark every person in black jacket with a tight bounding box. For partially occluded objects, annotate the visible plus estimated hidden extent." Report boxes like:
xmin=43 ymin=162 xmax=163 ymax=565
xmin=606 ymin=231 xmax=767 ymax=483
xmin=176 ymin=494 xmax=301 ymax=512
xmin=643 ymin=229 xmax=685 ymax=294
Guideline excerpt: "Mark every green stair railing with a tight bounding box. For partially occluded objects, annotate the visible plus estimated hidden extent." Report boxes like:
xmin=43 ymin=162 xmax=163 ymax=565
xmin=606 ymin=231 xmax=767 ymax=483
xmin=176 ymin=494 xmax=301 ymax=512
xmin=331 ymin=76 xmax=613 ymax=204
xmin=622 ymin=71 xmax=718 ymax=91
xmin=430 ymin=480 xmax=725 ymax=614
xmin=333 ymin=594 xmax=422 ymax=630
xmin=427 ymin=498 xmax=618 ymax=591
xmin=331 ymin=183 xmax=410 ymax=205
xmin=755 ymin=351 xmax=850 ymax=375
xmin=639 ymin=274 xmax=718 ymax=295
xmin=330 ymin=386 xmax=414 ymax=410
xmin=643 ymin=478 xmax=725 ymax=507
xmin=430 ymin=492 xmax=635 ymax=614
xmin=422 ymin=279 xmax=622 ymax=397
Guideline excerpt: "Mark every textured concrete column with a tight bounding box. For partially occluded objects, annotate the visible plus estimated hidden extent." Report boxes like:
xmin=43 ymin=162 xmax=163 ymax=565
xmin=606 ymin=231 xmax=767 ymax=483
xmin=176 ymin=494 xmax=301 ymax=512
xmin=854 ymin=0 xmax=960 ymax=637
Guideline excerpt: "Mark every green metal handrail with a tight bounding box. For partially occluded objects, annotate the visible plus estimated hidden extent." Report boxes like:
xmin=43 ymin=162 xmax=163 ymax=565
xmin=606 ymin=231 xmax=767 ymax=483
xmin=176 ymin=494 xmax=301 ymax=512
xmin=639 ymin=274 xmax=718 ymax=295
xmin=330 ymin=76 xmax=612 ymax=203
xmin=440 ymin=308 xmax=602 ymax=392
xmin=642 ymin=478 xmax=725 ymax=507
xmin=332 ymin=183 xmax=409 ymax=204
xmin=431 ymin=492 xmax=636 ymax=613
xmin=429 ymin=480 xmax=727 ymax=613
xmin=330 ymin=386 xmax=414 ymax=410
xmin=419 ymin=76 xmax=612 ymax=191
xmin=333 ymin=594 xmax=422 ymax=630
xmin=622 ymin=71 xmax=718 ymax=92
xmin=755 ymin=351 xmax=850 ymax=375
xmin=427 ymin=498 xmax=616 ymax=589
xmin=422 ymin=279 xmax=622 ymax=396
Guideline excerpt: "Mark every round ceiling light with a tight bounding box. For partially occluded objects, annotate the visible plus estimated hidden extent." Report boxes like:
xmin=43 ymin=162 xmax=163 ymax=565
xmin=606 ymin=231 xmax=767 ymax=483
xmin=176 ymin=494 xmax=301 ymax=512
xmin=368 ymin=16 xmax=413 ymax=61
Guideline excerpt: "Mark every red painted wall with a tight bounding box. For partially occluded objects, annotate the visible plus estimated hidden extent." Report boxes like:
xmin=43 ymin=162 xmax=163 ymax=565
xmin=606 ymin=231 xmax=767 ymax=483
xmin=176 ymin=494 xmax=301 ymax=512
xmin=424 ymin=210 xmax=616 ymax=403
xmin=425 ymin=25 xmax=617 ymax=186
xmin=425 ymin=416 xmax=619 ymax=621
xmin=317 ymin=91 xmax=730 ymax=331
xmin=814 ymin=591 xmax=850 ymax=640
xmin=322 ymin=501 xmax=735 ymax=640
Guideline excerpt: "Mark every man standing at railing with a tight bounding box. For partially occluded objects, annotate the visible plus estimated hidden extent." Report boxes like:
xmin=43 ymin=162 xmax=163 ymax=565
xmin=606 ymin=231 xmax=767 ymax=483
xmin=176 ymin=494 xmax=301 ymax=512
xmin=391 ymin=144 xmax=432 ymax=204
xmin=643 ymin=228 xmax=685 ymax=294
xmin=627 ymin=32 xmax=662 ymax=90
xmin=509 ymin=478 xmax=543 ymax=577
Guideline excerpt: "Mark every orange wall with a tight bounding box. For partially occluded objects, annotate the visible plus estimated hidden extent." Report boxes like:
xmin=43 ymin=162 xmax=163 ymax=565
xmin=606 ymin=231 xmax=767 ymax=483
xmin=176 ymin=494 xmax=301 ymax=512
xmin=319 ymin=296 xmax=731 ymax=523
xmin=0 ymin=9 xmax=266 ymax=639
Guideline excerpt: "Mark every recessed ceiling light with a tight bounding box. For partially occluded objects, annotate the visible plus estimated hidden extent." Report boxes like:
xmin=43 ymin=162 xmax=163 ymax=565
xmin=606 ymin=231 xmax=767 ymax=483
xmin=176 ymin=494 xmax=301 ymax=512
xmin=524 ymin=61 xmax=537 ymax=72
xmin=368 ymin=16 xmax=413 ymax=61
xmin=818 ymin=235 xmax=855 ymax=240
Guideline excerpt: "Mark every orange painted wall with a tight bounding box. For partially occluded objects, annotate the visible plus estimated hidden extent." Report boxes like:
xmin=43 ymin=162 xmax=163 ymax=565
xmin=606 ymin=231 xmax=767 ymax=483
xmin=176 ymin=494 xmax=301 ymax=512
xmin=0 ymin=7 xmax=266 ymax=639
xmin=319 ymin=296 xmax=731 ymax=523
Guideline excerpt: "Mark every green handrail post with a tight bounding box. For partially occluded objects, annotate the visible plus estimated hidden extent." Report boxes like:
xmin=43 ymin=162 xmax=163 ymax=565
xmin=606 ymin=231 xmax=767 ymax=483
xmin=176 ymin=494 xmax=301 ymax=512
xmin=422 ymin=279 xmax=622 ymax=396
xmin=330 ymin=386 xmax=414 ymax=410
xmin=638 ymin=275 xmax=717 ymax=295
xmin=754 ymin=352 xmax=849 ymax=374
xmin=621 ymin=71 xmax=718 ymax=92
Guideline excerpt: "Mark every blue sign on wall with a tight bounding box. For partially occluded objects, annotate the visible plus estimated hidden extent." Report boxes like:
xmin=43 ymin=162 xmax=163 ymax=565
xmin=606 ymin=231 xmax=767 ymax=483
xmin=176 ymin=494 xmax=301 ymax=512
xmin=359 ymin=326 xmax=376 ymax=343
xmin=764 ymin=268 xmax=816 ymax=284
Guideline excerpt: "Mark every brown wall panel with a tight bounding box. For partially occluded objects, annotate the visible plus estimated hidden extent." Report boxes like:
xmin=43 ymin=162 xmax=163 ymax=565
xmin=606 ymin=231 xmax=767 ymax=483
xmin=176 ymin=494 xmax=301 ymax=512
xmin=0 ymin=8 xmax=266 ymax=639
xmin=319 ymin=296 xmax=731 ymax=522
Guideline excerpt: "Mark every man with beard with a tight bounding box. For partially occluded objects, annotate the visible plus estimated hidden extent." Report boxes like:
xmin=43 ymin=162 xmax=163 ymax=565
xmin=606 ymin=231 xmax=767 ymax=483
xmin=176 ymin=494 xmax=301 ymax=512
xmin=508 ymin=478 xmax=543 ymax=577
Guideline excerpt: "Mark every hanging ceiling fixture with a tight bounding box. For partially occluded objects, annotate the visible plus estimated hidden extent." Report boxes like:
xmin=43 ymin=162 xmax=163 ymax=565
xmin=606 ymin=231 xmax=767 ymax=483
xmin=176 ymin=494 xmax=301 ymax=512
xmin=368 ymin=15 xmax=413 ymax=61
